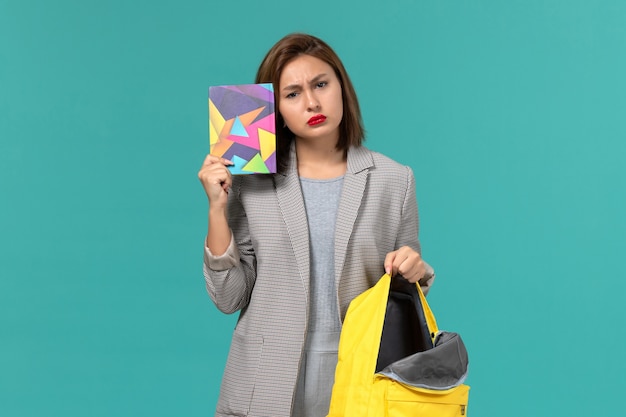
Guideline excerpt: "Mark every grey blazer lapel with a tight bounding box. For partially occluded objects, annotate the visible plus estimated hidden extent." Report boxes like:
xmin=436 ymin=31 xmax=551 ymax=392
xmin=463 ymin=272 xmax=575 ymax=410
xmin=274 ymin=149 xmax=311 ymax=296
xmin=334 ymin=146 xmax=374 ymax=283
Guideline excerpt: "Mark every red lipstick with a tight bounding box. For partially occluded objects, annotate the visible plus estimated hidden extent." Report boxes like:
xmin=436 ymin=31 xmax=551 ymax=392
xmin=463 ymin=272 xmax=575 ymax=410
xmin=307 ymin=114 xmax=327 ymax=126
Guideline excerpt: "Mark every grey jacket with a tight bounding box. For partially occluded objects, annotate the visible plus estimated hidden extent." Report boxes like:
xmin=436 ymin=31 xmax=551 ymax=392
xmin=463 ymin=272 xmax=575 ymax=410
xmin=204 ymin=145 xmax=434 ymax=417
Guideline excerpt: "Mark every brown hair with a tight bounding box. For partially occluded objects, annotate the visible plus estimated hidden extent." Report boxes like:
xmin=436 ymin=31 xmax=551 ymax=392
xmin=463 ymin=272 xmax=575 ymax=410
xmin=255 ymin=33 xmax=365 ymax=173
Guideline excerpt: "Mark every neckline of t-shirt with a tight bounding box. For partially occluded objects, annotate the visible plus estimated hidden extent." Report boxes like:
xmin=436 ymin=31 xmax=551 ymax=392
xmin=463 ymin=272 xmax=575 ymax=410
xmin=299 ymin=175 xmax=345 ymax=184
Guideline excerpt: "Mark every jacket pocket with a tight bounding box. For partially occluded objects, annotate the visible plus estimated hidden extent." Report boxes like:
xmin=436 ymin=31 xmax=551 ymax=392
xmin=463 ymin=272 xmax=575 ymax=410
xmin=385 ymin=381 xmax=470 ymax=417
xmin=216 ymin=333 xmax=264 ymax=416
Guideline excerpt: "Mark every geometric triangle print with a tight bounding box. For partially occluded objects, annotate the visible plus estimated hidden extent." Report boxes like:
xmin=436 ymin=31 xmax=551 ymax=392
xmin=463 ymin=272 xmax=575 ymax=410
xmin=239 ymin=106 xmax=266 ymax=127
xmin=258 ymin=128 xmax=276 ymax=161
xmin=209 ymin=83 xmax=276 ymax=175
xmin=242 ymin=153 xmax=270 ymax=174
xmin=229 ymin=155 xmax=249 ymax=175
xmin=231 ymin=116 xmax=249 ymax=137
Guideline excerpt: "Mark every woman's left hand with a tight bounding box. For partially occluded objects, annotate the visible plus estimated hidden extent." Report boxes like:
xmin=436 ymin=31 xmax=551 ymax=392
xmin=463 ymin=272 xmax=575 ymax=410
xmin=384 ymin=246 xmax=426 ymax=283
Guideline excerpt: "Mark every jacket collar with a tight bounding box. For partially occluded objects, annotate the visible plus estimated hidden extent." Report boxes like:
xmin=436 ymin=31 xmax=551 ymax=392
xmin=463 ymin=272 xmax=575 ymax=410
xmin=274 ymin=142 xmax=374 ymax=302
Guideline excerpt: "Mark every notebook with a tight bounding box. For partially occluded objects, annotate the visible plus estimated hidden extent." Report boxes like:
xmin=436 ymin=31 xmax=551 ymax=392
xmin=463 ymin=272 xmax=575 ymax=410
xmin=208 ymin=83 xmax=276 ymax=174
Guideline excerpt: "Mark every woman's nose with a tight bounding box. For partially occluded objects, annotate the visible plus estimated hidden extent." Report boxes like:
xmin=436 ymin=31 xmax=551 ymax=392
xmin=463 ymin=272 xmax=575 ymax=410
xmin=305 ymin=91 xmax=320 ymax=111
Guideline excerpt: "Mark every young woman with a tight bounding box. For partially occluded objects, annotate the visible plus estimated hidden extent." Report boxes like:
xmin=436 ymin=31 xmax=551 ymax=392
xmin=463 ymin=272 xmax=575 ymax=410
xmin=199 ymin=33 xmax=435 ymax=417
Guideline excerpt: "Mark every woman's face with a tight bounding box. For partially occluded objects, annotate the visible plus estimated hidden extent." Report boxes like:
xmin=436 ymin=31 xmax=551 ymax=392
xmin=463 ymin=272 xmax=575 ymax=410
xmin=278 ymin=54 xmax=343 ymax=144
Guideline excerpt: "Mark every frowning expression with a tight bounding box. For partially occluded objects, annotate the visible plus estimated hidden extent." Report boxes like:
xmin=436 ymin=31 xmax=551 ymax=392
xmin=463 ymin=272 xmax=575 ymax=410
xmin=278 ymin=54 xmax=343 ymax=144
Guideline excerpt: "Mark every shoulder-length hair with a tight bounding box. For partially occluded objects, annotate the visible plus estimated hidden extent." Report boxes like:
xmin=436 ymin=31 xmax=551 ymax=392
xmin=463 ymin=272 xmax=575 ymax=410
xmin=255 ymin=33 xmax=365 ymax=173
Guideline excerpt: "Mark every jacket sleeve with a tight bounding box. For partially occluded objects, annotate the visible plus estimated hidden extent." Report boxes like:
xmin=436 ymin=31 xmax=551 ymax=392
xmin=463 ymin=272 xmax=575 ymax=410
xmin=203 ymin=178 xmax=257 ymax=314
xmin=397 ymin=166 xmax=435 ymax=295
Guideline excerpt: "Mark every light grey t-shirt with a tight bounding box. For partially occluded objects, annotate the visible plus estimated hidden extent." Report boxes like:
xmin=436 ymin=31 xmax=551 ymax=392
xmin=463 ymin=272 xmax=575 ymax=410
xmin=299 ymin=175 xmax=344 ymax=333
xmin=294 ymin=175 xmax=344 ymax=417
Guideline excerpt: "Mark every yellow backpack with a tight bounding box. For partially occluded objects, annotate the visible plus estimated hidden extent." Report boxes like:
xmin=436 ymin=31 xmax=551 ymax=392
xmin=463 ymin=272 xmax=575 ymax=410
xmin=327 ymin=273 xmax=470 ymax=416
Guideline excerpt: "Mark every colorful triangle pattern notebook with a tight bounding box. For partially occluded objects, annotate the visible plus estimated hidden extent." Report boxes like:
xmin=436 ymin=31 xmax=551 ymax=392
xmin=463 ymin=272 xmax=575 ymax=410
xmin=209 ymin=83 xmax=276 ymax=174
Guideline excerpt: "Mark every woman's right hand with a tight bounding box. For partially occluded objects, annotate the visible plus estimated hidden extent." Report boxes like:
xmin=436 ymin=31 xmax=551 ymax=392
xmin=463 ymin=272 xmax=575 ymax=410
xmin=198 ymin=154 xmax=234 ymax=210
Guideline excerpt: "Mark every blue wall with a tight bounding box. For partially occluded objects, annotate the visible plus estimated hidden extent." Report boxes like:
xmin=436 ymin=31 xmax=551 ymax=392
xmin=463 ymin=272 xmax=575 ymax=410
xmin=2 ymin=0 xmax=625 ymax=415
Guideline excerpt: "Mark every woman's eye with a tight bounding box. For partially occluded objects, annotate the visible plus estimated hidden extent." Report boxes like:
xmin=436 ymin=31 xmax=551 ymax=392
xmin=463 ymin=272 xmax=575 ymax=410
xmin=316 ymin=81 xmax=328 ymax=88
xmin=285 ymin=92 xmax=298 ymax=99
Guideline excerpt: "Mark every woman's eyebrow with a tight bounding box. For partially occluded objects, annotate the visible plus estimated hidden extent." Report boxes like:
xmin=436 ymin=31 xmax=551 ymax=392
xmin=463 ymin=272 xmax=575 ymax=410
xmin=282 ymin=83 xmax=301 ymax=92
xmin=282 ymin=73 xmax=328 ymax=91
xmin=308 ymin=73 xmax=327 ymax=84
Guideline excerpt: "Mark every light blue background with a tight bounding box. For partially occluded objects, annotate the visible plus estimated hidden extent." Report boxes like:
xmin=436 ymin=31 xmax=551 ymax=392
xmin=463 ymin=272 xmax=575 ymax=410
xmin=1 ymin=0 xmax=625 ymax=415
